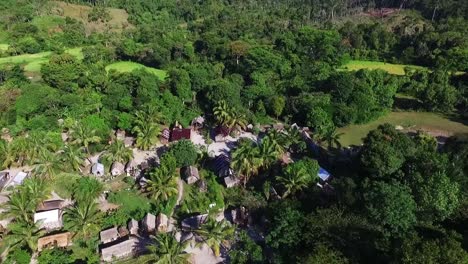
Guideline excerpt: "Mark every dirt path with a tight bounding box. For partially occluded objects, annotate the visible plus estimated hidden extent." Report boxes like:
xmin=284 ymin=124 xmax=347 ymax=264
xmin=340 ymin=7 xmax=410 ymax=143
xmin=176 ymin=177 xmax=184 ymax=205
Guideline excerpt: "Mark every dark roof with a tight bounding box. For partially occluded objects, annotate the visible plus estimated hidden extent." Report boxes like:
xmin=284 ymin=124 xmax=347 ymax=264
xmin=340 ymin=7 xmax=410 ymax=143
xmin=37 ymin=200 xmax=64 ymax=212
xmin=212 ymin=154 xmax=231 ymax=174
xmin=181 ymin=214 xmax=208 ymax=230
xmin=170 ymin=128 xmax=191 ymax=142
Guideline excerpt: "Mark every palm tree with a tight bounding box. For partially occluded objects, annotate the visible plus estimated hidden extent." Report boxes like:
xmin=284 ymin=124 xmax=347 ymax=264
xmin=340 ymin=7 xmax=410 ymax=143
xmin=61 ymin=144 xmax=85 ymax=172
xmin=102 ymin=140 xmax=133 ymax=164
xmin=231 ymin=140 xmax=262 ymax=187
xmin=0 ymin=220 xmax=45 ymax=254
xmin=213 ymin=100 xmax=231 ymax=126
xmin=133 ymin=121 xmax=160 ymax=151
xmin=259 ymin=135 xmax=282 ymax=169
xmin=323 ymin=128 xmax=344 ymax=150
xmin=142 ymin=232 xmax=190 ymax=264
xmin=64 ymin=200 xmax=102 ymax=239
xmin=276 ymin=164 xmax=310 ymax=198
xmin=9 ymin=137 xmax=29 ymax=166
xmin=145 ymin=166 xmax=178 ymax=201
xmin=194 ymin=219 xmax=234 ymax=257
xmin=225 ymin=111 xmax=247 ymax=134
xmin=69 ymin=123 xmax=101 ymax=154
xmin=33 ymin=151 xmax=61 ymax=179
xmin=0 ymin=178 xmax=47 ymax=224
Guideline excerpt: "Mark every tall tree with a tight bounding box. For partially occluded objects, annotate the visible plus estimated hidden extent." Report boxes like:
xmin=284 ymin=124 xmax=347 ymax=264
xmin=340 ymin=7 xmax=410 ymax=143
xmin=102 ymin=140 xmax=133 ymax=164
xmin=194 ymin=219 xmax=234 ymax=257
xmin=69 ymin=123 xmax=101 ymax=154
xmin=142 ymin=233 xmax=190 ymax=264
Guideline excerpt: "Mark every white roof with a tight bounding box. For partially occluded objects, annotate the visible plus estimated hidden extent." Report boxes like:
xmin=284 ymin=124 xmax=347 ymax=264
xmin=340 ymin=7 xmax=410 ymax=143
xmin=34 ymin=209 xmax=61 ymax=229
xmin=12 ymin=172 xmax=27 ymax=185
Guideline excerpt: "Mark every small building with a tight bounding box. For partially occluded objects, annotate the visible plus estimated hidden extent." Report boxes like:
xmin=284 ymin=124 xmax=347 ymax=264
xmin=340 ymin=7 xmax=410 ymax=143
xmin=317 ymin=167 xmax=331 ymax=188
xmin=101 ymin=237 xmax=138 ymax=262
xmin=111 ymin=162 xmax=125 ymax=176
xmin=38 ymin=232 xmax=71 ymax=252
xmin=160 ymin=128 xmax=171 ymax=144
xmin=9 ymin=171 xmax=28 ymax=187
xmin=128 ymin=219 xmax=139 ymax=235
xmin=181 ymin=214 xmax=208 ymax=230
xmin=100 ymin=227 xmax=120 ymax=244
xmin=142 ymin=213 xmax=156 ymax=233
xmin=212 ymin=154 xmax=233 ymax=178
xmin=156 ymin=213 xmax=168 ymax=233
xmin=115 ymin=130 xmax=126 ymax=141
xmin=214 ymin=126 xmax=229 ymax=142
xmin=34 ymin=209 xmax=62 ymax=230
xmin=125 ymin=160 xmax=137 ymax=177
xmin=170 ymin=128 xmax=192 ymax=142
xmin=123 ymin=137 xmax=134 ymax=148
xmin=37 ymin=199 xmax=64 ymax=212
xmin=0 ymin=171 xmax=11 ymax=190
xmin=191 ymin=116 xmax=205 ymax=130
xmin=224 ymin=175 xmax=240 ymax=188
xmin=182 ymin=166 xmax=200 ymax=185
xmin=92 ymin=163 xmax=105 ymax=177
xmin=318 ymin=167 xmax=331 ymax=182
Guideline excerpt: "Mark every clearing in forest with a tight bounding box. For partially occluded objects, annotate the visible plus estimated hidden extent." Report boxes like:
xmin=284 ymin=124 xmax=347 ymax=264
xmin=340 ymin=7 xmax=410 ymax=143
xmin=51 ymin=1 xmax=132 ymax=34
xmin=0 ymin=48 xmax=83 ymax=72
xmin=340 ymin=60 xmax=426 ymax=75
xmin=106 ymin=61 xmax=168 ymax=80
xmin=337 ymin=111 xmax=468 ymax=146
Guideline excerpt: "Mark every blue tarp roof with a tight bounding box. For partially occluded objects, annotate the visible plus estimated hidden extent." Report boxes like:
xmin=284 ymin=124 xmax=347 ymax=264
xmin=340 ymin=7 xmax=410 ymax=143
xmin=318 ymin=167 xmax=330 ymax=181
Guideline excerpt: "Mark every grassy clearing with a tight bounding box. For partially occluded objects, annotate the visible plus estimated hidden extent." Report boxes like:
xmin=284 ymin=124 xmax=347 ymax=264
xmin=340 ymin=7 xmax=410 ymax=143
xmin=52 ymin=1 xmax=132 ymax=34
xmin=106 ymin=61 xmax=168 ymax=80
xmin=0 ymin=44 xmax=9 ymax=51
xmin=31 ymin=15 xmax=65 ymax=32
xmin=337 ymin=111 xmax=468 ymax=146
xmin=0 ymin=47 xmax=83 ymax=72
xmin=340 ymin=60 xmax=427 ymax=75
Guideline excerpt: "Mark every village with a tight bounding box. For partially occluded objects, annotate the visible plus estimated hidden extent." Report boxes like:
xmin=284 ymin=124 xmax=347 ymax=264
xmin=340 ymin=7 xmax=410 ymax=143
xmin=0 ymin=116 xmax=332 ymax=263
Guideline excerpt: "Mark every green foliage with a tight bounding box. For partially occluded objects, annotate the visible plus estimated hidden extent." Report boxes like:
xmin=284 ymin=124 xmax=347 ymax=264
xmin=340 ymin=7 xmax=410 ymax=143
xmin=304 ymin=245 xmax=349 ymax=264
xmin=3 ymin=248 xmax=31 ymax=264
xmin=364 ymin=181 xmax=417 ymax=233
xmin=105 ymin=190 xmax=151 ymax=227
xmin=38 ymin=248 xmax=74 ymax=264
xmin=229 ymin=230 xmax=264 ymax=264
xmin=168 ymin=139 xmax=198 ymax=168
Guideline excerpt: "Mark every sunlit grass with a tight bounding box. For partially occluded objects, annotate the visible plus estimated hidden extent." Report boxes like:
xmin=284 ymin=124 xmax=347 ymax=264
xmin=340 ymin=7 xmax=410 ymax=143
xmin=106 ymin=61 xmax=168 ymax=80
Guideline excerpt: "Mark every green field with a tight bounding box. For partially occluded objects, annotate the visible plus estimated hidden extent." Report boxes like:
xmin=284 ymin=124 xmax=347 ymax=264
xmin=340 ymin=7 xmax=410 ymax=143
xmin=0 ymin=44 xmax=8 ymax=51
xmin=341 ymin=60 xmax=426 ymax=75
xmin=337 ymin=112 xmax=468 ymax=146
xmin=105 ymin=61 xmax=168 ymax=80
xmin=0 ymin=48 xmax=83 ymax=72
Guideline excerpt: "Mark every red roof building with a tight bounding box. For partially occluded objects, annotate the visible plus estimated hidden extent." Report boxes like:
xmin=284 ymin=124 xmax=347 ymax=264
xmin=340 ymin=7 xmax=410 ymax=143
xmin=170 ymin=128 xmax=192 ymax=142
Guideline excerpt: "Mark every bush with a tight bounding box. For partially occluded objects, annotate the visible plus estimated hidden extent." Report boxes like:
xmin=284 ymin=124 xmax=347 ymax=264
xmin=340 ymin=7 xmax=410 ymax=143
xmin=168 ymin=139 xmax=198 ymax=167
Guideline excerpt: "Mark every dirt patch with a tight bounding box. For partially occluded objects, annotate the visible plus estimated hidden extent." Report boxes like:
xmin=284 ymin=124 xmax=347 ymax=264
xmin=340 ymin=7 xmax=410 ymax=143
xmin=51 ymin=1 xmax=132 ymax=35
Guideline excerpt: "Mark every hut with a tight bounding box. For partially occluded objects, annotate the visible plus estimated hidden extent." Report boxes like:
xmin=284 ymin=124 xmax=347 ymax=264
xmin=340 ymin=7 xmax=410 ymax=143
xmin=191 ymin=116 xmax=205 ymax=130
xmin=100 ymin=227 xmax=119 ymax=244
xmin=111 ymin=162 xmax=125 ymax=176
xmin=197 ymin=179 xmax=208 ymax=192
xmin=115 ymin=130 xmax=126 ymax=141
xmin=38 ymin=232 xmax=71 ymax=252
xmin=171 ymin=128 xmax=192 ymax=142
xmin=160 ymin=128 xmax=171 ymax=144
xmin=101 ymin=237 xmax=138 ymax=262
xmin=125 ymin=160 xmax=138 ymax=177
xmin=142 ymin=213 xmax=156 ymax=233
xmin=156 ymin=213 xmax=168 ymax=233
xmin=92 ymin=163 xmax=105 ymax=177
xmin=128 ymin=219 xmax=139 ymax=235
xmin=34 ymin=209 xmax=62 ymax=230
xmin=212 ymin=154 xmax=233 ymax=178
xmin=9 ymin=171 xmax=28 ymax=187
xmin=182 ymin=166 xmax=200 ymax=185
xmin=181 ymin=214 xmax=208 ymax=230
xmin=123 ymin=137 xmax=134 ymax=148
xmin=37 ymin=199 xmax=64 ymax=212
xmin=224 ymin=175 xmax=240 ymax=188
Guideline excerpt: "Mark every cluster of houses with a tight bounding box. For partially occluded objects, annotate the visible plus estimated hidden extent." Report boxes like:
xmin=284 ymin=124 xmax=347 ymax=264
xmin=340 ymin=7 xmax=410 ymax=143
xmin=0 ymin=117 xmax=334 ymax=262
